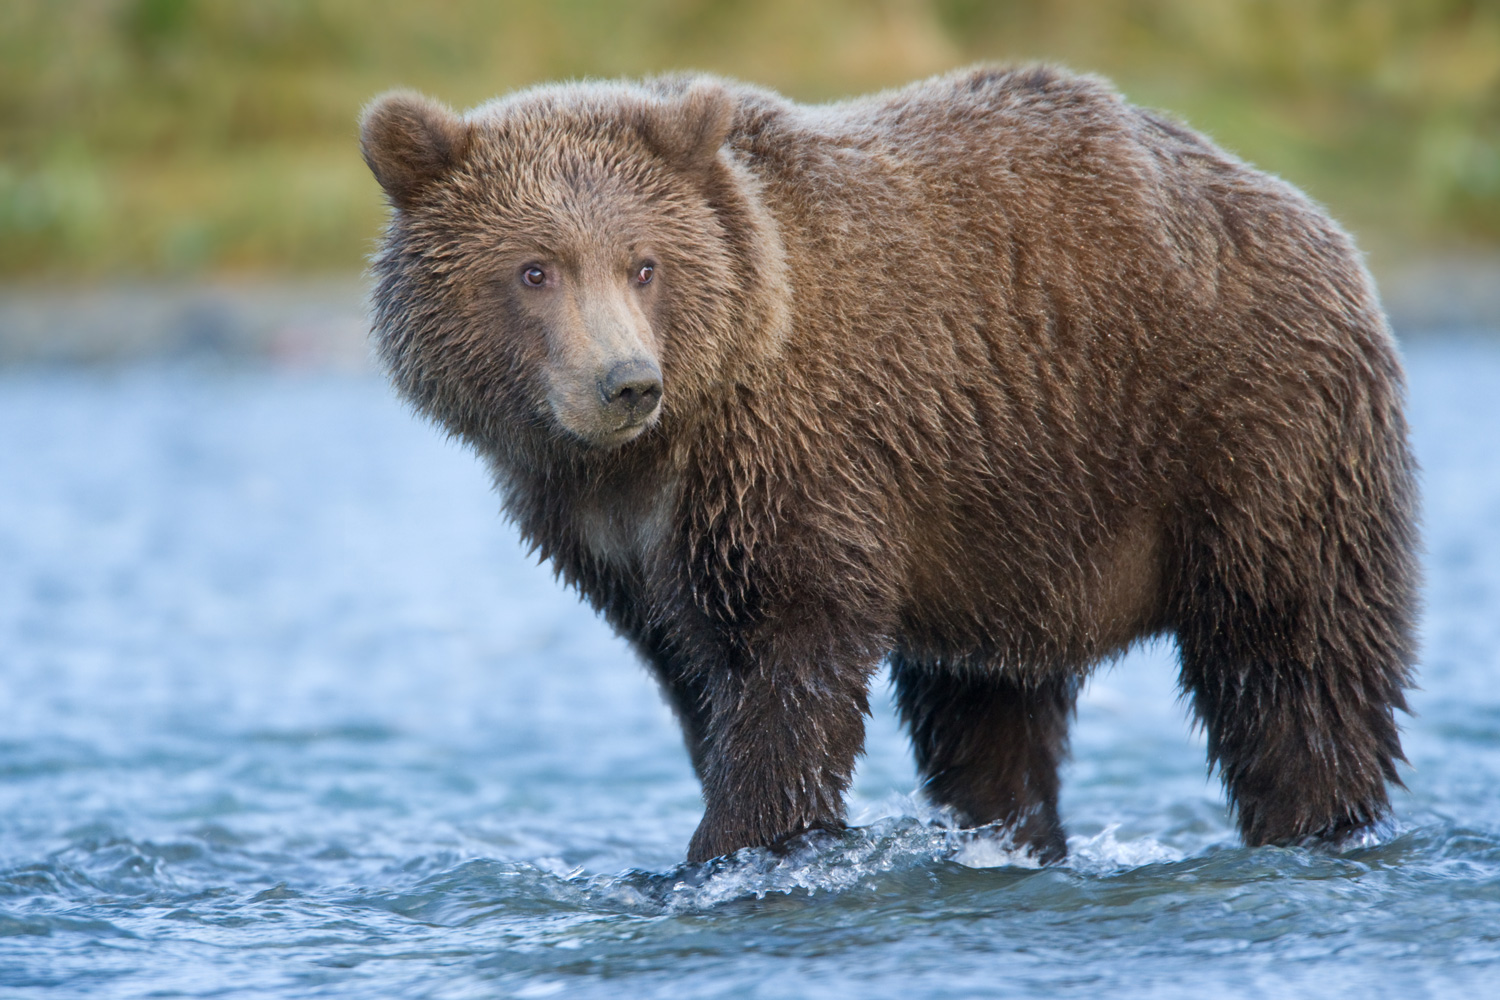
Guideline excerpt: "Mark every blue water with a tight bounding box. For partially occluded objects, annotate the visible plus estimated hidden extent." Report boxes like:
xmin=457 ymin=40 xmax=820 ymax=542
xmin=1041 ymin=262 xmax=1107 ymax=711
xmin=2 ymin=338 xmax=1499 ymax=998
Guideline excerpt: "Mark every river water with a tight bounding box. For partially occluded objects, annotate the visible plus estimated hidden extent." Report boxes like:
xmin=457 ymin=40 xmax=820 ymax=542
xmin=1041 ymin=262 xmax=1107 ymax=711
xmin=1 ymin=337 xmax=1498 ymax=998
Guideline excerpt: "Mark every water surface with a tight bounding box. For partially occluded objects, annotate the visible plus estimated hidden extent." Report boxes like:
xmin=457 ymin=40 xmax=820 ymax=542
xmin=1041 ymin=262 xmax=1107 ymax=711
xmin=2 ymin=339 xmax=1498 ymax=997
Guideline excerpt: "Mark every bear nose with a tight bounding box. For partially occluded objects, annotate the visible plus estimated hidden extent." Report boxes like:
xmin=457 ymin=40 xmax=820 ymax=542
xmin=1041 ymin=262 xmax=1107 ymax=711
xmin=599 ymin=360 xmax=663 ymax=420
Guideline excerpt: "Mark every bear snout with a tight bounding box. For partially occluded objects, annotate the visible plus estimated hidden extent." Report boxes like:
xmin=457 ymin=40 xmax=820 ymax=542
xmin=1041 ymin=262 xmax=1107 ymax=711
xmin=597 ymin=359 xmax=663 ymax=425
xmin=545 ymin=356 xmax=664 ymax=447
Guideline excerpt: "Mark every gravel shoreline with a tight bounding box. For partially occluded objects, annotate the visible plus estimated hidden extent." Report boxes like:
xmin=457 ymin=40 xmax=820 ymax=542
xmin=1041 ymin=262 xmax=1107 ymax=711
xmin=1 ymin=258 xmax=1496 ymax=368
xmin=0 ymin=278 xmax=372 ymax=369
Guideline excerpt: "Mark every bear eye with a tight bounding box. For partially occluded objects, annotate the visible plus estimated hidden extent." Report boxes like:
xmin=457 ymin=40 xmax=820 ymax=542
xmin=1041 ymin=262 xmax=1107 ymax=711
xmin=521 ymin=265 xmax=547 ymax=287
xmin=635 ymin=263 xmax=655 ymax=285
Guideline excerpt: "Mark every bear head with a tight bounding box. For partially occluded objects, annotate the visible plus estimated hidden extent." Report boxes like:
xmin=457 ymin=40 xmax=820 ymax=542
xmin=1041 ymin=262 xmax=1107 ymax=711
xmin=361 ymin=79 xmax=790 ymax=460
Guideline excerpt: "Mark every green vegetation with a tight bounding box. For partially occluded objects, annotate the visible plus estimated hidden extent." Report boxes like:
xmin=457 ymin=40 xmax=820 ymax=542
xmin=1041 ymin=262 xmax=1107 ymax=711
xmin=2 ymin=0 xmax=1497 ymax=278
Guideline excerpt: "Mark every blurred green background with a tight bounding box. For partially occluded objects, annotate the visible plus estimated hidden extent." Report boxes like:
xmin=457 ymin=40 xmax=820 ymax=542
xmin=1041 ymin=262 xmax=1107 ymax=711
xmin=3 ymin=0 xmax=1497 ymax=280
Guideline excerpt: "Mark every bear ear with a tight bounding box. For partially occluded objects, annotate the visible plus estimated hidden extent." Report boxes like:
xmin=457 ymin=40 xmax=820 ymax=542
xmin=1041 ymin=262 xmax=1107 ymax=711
xmin=640 ymin=80 xmax=734 ymax=173
xmin=360 ymin=91 xmax=472 ymax=209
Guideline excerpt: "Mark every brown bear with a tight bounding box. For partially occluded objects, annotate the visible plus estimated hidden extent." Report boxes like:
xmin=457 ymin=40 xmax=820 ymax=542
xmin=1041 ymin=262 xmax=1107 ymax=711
xmin=360 ymin=66 xmax=1418 ymax=864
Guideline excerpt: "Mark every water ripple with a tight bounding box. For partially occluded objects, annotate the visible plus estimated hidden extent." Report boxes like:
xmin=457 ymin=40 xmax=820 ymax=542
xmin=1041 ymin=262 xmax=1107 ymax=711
xmin=3 ymin=351 xmax=1499 ymax=998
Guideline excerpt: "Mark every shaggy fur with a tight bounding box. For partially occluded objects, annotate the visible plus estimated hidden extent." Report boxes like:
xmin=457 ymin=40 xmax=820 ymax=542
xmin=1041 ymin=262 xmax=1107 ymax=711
xmin=361 ymin=66 xmax=1419 ymax=863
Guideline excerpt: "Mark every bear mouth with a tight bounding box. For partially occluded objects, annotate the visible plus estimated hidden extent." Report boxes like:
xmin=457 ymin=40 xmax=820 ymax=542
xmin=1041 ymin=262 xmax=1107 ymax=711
xmin=574 ymin=413 xmax=659 ymax=449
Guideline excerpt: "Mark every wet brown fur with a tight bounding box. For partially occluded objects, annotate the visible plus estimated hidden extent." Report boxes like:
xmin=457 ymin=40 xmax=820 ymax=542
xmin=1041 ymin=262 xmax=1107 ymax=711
xmin=361 ymin=66 xmax=1419 ymax=864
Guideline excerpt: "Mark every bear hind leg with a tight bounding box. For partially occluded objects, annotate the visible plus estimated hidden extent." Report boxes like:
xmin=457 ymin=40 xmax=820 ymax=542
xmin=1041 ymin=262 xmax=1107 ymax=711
xmin=892 ymin=655 xmax=1077 ymax=864
xmin=1173 ymin=500 xmax=1417 ymax=847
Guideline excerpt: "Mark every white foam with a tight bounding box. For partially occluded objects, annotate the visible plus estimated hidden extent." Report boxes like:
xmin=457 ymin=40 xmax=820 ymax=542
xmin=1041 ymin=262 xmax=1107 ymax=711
xmin=580 ymin=810 xmax=1198 ymax=913
xmin=951 ymin=836 xmax=1042 ymax=870
xmin=1066 ymin=824 xmax=1185 ymax=872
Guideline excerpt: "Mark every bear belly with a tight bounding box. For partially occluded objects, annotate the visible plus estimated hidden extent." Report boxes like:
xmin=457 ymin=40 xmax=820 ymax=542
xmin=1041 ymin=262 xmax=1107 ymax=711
xmin=896 ymin=505 xmax=1168 ymax=677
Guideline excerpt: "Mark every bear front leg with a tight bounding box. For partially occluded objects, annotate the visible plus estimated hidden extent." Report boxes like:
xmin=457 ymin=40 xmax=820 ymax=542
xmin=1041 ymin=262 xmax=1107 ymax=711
xmin=686 ymin=633 xmax=876 ymax=863
xmin=630 ymin=630 xmax=713 ymax=781
xmin=892 ymin=656 xmax=1077 ymax=863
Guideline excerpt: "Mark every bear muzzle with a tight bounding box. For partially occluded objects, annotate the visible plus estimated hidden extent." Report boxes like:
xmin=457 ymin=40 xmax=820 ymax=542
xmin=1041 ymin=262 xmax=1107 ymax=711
xmin=597 ymin=359 xmax=663 ymax=426
xmin=546 ymin=356 xmax=664 ymax=447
